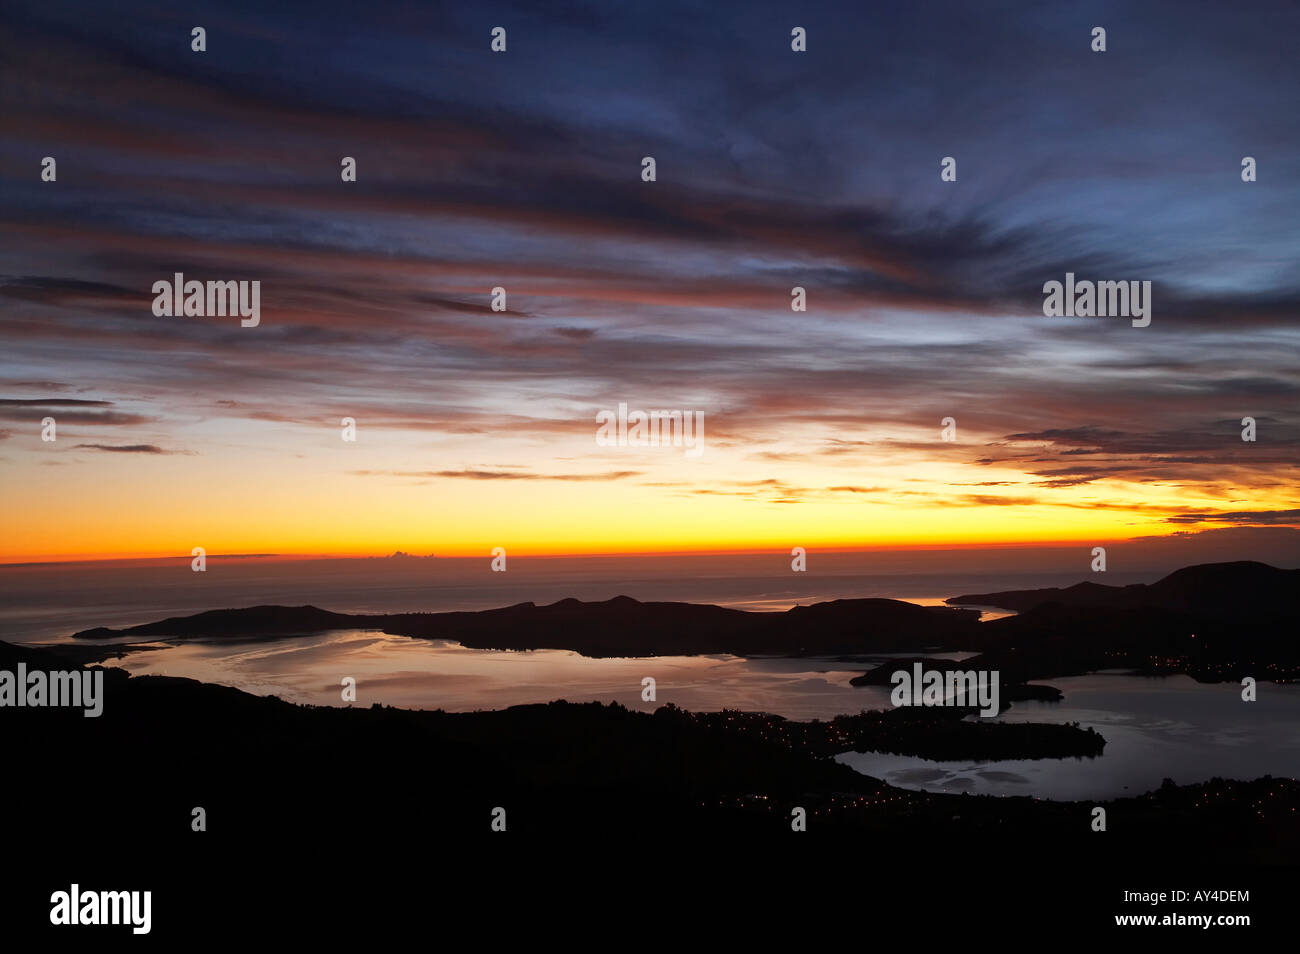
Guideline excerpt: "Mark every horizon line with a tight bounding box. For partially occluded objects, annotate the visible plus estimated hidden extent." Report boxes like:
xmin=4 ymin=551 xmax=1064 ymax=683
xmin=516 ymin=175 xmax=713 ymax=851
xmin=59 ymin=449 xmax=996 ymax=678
xmin=3 ymin=529 xmax=1295 ymax=568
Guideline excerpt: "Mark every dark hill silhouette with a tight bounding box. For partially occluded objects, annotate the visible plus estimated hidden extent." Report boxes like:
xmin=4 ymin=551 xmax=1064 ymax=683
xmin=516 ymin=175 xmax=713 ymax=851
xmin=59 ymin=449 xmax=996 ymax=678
xmin=68 ymin=562 xmax=1300 ymax=677
xmin=73 ymin=604 xmax=377 ymax=640
xmin=1 ymin=638 xmax=1295 ymax=866
xmin=947 ymin=561 xmax=1299 ymax=617
xmin=935 ymin=561 xmax=1300 ymax=684
xmin=73 ymin=594 xmax=982 ymax=657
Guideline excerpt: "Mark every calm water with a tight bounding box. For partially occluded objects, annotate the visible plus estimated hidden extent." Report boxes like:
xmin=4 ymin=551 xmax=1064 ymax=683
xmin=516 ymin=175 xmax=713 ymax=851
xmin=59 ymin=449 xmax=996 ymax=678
xmin=837 ymin=672 xmax=1300 ymax=800
xmin=98 ymin=629 xmax=926 ymax=718
xmin=95 ymin=633 xmax=1300 ymax=799
xmin=4 ymin=556 xmax=1297 ymax=801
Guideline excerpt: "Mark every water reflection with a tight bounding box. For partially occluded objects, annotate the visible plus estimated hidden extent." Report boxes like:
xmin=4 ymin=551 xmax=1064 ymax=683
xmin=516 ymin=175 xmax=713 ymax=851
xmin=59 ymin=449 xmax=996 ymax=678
xmin=101 ymin=635 xmax=1300 ymax=799
xmin=837 ymin=672 xmax=1300 ymax=799
xmin=102 ymin=628 xmax=920 ymax=720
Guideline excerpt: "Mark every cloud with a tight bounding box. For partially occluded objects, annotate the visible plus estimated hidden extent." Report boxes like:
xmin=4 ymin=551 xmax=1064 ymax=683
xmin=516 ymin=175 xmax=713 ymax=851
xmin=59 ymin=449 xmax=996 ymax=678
xmin=957 ymin=495 xmax=1041 ymax=507
xmin=0 ymin=398 xmax=114 ymax=407
xmin=0 ymin=404 xmax=154 ymax=426
xmin=1164 ymin=509 xmax=1300 ymax=526
xmin=72 ymin=443 xmax=187 ymax=454
xmin=352 ymin=469 xmax=643 ymax=481
xmin=0 ymin=0 xmax=1296 ymax=553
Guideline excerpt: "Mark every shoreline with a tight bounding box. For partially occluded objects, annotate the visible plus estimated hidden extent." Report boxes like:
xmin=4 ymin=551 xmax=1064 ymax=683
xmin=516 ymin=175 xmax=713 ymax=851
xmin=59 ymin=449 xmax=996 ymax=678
xmin=3 ymin=636 xmax=1297 ymax=860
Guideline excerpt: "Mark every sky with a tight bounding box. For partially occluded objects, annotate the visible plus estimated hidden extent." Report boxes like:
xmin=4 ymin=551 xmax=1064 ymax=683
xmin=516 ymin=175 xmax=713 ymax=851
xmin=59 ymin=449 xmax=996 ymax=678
xmin=1 ymin=0 xmax=1297 ymax=563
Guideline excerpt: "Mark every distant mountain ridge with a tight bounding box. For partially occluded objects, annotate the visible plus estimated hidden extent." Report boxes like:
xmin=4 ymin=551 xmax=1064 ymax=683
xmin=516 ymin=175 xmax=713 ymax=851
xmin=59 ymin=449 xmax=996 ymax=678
xmin=73 ymin=594 xmax=980 ymax=657
xmin=68 ymin=561 xmax=1300 ymax=674
xmin=947 ymin=561 xmax=1299 ymax=617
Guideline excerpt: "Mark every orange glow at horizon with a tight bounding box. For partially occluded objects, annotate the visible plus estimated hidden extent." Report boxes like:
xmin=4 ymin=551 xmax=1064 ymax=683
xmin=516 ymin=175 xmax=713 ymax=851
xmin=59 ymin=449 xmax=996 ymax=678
xmin=1 ymin=468 xmax=1287 ymax=564
xmin=2 ymin=417 xmax=1293 ymax=565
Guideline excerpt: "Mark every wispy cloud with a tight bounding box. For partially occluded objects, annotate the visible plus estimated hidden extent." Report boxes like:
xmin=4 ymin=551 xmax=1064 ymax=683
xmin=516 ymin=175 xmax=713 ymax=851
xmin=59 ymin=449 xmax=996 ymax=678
xmin=73 ymin=443 xmax=189 ymax=454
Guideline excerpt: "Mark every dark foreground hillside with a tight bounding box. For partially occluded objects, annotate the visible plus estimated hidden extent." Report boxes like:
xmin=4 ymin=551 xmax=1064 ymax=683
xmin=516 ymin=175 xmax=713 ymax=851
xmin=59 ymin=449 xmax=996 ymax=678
xmin=4 ymin=635 xmax=1298 ymax=941
xmin=3 ymin=639 xmax=1295 ymax=858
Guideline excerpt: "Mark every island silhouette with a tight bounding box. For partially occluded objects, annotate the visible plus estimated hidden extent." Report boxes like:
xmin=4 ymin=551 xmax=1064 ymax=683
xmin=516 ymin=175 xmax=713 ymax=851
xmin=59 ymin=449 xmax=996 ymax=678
xmin=4 ymin=560 xmax=1295 ymax=861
